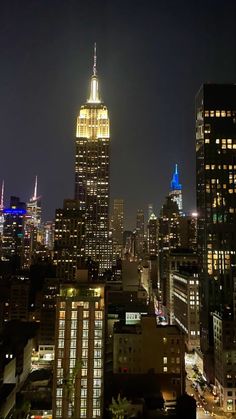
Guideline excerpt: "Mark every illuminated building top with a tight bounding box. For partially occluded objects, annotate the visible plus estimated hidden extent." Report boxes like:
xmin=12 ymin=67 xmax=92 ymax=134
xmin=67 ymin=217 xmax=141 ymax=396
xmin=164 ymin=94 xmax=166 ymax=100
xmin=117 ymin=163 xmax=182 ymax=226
xmin=76 ymin=44 xmax=109 ymax=139
xmin=170 ymin=164 xmax=182 ymax=191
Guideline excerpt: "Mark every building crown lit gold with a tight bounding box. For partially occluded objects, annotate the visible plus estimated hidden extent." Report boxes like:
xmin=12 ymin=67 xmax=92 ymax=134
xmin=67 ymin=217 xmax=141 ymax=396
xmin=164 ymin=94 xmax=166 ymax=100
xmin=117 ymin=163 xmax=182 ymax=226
xmin=76 ymin=44 xmax=110 ymax=139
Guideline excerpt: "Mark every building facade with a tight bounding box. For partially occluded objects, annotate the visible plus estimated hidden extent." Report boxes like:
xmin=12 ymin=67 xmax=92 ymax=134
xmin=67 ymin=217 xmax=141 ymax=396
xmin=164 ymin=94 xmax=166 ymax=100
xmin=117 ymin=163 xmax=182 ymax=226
xmin=53 ymin=282 xmax=105 ymax=419
xmin=113 ymin=318 xmax=185 ymax=406
xmin=173 ymin=269 xmax=200 ymax=351
xmin=196 ymin=84 xmax=236 ymax=410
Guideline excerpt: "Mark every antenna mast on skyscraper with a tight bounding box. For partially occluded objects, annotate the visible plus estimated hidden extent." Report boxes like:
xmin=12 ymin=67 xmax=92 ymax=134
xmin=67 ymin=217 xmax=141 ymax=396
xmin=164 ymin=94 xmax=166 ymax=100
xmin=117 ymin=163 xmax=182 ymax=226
xmin=30 ymin=175 xmax=40 ymax=202
xmin=93 ymin=42 xmax=97 ymax=76
xmin=0 ymin=180 xmax=4 ymax=211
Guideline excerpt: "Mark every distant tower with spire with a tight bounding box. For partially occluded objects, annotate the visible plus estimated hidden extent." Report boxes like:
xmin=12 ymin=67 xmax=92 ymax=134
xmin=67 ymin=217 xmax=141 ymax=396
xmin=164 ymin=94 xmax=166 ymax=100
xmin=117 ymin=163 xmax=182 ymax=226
xmin=169 ymin=164 xmax=183 ymax=212
xmin=27 ymin=175 xmax=41 ymax=228
xmin=0 ymin=180 xmax=5 ymax=236
xmin=24 ymin=176 xmax=42 ymax=267
xmin=74 ymin=43 xmax=111 ymax=274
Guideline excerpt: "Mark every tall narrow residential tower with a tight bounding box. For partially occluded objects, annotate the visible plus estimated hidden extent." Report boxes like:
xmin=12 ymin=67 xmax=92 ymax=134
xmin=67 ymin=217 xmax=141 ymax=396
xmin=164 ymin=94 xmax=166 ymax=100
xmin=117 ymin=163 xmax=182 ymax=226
xmin=75 ymin=45 xmax=111 ymax=274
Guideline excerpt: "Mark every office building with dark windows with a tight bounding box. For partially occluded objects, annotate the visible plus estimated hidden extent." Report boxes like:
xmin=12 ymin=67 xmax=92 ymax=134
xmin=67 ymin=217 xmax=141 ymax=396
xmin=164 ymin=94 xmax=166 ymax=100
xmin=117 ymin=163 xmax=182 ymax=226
xmin=53 ymin=199 xmax=85 ymax=280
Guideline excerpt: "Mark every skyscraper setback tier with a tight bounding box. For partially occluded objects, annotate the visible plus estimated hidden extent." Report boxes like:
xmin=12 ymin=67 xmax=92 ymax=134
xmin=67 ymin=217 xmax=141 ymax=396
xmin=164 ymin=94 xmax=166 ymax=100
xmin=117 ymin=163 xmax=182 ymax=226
xmin=196 ymin=84 xmax=236 ymax=411
xmin=74 ymin=48 xmax=111 ymax=274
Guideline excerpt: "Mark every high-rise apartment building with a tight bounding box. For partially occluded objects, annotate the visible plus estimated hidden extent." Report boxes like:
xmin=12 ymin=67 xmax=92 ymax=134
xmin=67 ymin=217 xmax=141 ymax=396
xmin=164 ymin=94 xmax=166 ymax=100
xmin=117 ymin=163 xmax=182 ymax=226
xmin=53 ymin=282 xmax=105 ymax=419
xmin=196 ymin=84 xmax=236 ymax=411
xmin=74 ymin=46 xmax=111 ymax=274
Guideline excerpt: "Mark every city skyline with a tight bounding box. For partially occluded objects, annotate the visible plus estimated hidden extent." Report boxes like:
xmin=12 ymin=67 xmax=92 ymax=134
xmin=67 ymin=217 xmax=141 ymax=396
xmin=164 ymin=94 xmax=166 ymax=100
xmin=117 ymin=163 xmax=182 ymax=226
xmin=1 ymin=0 xmax=236 ymax=228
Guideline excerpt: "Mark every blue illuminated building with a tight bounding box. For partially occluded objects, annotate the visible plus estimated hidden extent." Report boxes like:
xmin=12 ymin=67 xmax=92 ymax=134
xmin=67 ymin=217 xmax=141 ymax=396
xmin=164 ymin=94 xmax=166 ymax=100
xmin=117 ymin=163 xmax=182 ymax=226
xmin=3 ymin=208 xmax=26 ymax=215
xmin=170 ymin=164 xmax=182 ymax=191
xmin=1 ymin=196 xmax=26 ymax=269
xmin=169 ymin=164 xmax=183 ymax=212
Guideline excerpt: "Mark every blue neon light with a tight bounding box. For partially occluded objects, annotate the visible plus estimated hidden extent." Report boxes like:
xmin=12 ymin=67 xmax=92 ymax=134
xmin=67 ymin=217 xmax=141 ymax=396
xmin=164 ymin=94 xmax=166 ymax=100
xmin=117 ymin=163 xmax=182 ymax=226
xmin=3 ymin=208 xmax=27 ymax=215
xmin=170 ymin=164 xmax=182 ymax=191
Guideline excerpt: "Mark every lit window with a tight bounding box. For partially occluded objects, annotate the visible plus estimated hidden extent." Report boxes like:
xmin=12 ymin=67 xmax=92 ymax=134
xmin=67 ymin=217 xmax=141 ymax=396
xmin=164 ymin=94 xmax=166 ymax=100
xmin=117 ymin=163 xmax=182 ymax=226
xmin=58 ymin=339 xmax=64 ymax=349
xmin=81 ymin=388 xmax=87 ymax=397
xmin=94 ymin=369 xmax=102 ymax=377
xmin=95 ymin=311 xmax=103 ymax=319
xmin=163 ymin=367 xmax=168 ymax=372
xmin=82 ymin=340 xmax=88 ymax=348
xmin=94 ymin=340 xmax=102 ymax=348
xmin=93 ymin=379 xmax=101 ymax=387
xmin=80 ymin=408 xmax=87 ymax=417
xmin=59 ymin=320 xmax=65 ymax=329
xmin=93 ymin=409 xmax=100 ymax=417
xmin=163 ymin=357 xmax=167 ymax=364
xmin=95 ymin=320 xmax=103 ymax=329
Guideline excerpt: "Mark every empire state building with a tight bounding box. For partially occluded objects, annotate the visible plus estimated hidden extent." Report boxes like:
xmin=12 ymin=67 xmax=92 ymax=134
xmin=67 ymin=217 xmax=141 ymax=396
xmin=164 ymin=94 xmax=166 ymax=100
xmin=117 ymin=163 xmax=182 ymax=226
xmin=75 ymin=45 xmax=111 ymax=274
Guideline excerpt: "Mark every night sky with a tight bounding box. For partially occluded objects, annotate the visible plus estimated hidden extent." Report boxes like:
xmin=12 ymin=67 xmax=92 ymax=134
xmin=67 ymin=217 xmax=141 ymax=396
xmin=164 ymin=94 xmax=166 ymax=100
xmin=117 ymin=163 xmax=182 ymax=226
xmin=1 ymin=0 xmax=236 ymax=228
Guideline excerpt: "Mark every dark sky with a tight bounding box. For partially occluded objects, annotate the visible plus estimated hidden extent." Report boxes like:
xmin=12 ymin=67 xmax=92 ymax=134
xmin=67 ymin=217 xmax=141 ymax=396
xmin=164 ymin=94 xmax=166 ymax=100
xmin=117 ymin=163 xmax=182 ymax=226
xmin=1 ymin=0 xmax=236 ymax=228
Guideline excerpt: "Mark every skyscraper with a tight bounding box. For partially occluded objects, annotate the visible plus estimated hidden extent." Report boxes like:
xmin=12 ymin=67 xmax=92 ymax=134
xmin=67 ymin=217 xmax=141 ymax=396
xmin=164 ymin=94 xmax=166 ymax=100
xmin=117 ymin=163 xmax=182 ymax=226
xmin=196 ymin=84 xmax=236 ymax=411
xmin=2 ymin=196 xmax=26 ymax=269
xmin=54 ymin=199 xmax=85 ymax=280
xmin=0 ymin=180 xmax=5 ymax=237
xmin=135 ymin=209 xmax=145 ymax=260
xmin=24 ymin=176 xmax=42 ymax=267
xmin=74 ymin=45 xmax=111 ymax=275
xmin=147 ymin=212 xmax=158 ymax=257
xmin=169 ymin=164 xmax=183 ymax=213
xmin=111 ymin=199 xmax=124 ymax=259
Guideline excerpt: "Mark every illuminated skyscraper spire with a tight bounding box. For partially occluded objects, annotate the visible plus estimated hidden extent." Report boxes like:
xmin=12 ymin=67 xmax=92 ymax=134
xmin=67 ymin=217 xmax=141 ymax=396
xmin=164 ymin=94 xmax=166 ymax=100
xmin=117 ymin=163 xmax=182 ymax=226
xmin=169 ymin=164 xmax=183 ymax=212
xmin=0 ymin=180 xmax=4 ymax=211
xmin=93 ymin=42 xmax=97 ymax=76
xmin=88 ymin=42 xmax=101 ymax=104
xmin=32 ymin=175 xmax=38 ymax=201
xmin=170 ymin=164 xmax=182 ymax=191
